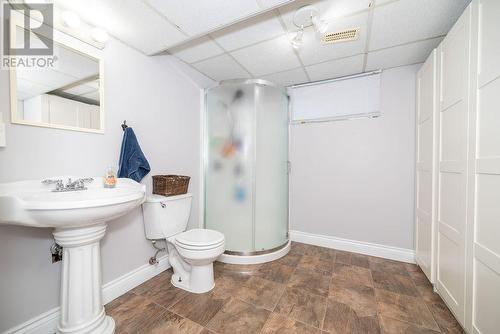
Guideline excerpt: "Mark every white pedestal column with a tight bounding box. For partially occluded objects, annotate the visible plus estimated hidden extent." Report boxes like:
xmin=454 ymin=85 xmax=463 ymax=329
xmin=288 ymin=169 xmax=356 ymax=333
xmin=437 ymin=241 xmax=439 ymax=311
xmin=53 ymin=223 xmax=115 ymax=334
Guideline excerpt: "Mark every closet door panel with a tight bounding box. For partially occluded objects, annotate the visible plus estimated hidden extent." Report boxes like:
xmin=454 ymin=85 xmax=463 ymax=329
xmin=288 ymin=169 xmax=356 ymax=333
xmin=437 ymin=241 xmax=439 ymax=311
xmin=419 ymin=68 xmax=435 ymax=122
xmin=474 ymin=260 xmax=500 ymax=334
xmin=418 ymin=120 xmax=433 ymax=169
xmin=477 ymin=79 xmax=500 ymax=157
xmin=417 ymin=164 xmax=432 ymax=213
xmin=415 ymin=50 xmax=437 ymax=282
xmin=440 ymin=23 xmax=469 ymax=110
xmin=439 ymin=233 xmax=462 ymax=293
xmin=439 ymin=173 xmax=465 ymax=233
xmin=437 ymin=5 xmax=471 ymax=324
xmin=477 ymin=0 xmax=500 ymax=87
xmin=473 ymin=0 xmax=500 ymax=332
xmin=476 ymin=175 xmax=500 ymax=256
xmin=440 ymin=103 xmax=466 ymax=161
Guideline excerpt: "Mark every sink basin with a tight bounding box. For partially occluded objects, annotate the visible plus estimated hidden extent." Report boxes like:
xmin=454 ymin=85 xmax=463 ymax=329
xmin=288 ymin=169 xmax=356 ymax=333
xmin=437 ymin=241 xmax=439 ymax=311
xmin=0 ymin=177 xmax=146 ymax=334
xmin=0 ymin=177 xmax=146 ymax=227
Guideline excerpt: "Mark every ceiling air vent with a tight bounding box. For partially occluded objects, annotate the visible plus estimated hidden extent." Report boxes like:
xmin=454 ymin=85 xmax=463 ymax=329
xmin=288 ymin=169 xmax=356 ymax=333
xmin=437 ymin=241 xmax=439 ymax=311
xmin=321 ymin=28 xmax=359 ymax=45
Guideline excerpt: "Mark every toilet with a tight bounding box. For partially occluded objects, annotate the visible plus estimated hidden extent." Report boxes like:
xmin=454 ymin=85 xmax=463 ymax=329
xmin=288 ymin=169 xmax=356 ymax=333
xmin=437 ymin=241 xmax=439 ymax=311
xmin=142 ymin=193 xmax=225 ymax=293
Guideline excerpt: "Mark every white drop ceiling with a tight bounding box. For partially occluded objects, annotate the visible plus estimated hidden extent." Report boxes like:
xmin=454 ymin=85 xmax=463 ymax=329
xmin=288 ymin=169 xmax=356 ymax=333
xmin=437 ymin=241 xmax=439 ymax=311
xmin=54 ymin=0 xmax=295 ymax=55
xmin=15 ymin=29 xmax=99 ymax=101
xmin=54 ymin=0 xmax=470 ymax=86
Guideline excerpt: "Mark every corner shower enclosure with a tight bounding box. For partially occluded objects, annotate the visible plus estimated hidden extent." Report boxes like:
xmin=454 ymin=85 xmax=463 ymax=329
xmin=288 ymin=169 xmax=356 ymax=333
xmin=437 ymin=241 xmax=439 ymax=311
xmin=205 ymin=79 xmax=289 ymax=262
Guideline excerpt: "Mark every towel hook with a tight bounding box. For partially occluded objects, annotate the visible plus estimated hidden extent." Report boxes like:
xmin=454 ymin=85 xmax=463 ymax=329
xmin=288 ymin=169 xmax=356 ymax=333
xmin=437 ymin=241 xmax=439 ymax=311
xmin=121 ymin=120 xmax=128 ymax=131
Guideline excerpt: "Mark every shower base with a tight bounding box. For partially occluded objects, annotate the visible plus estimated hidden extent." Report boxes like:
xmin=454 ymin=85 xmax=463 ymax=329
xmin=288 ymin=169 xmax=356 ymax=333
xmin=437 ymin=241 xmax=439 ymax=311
xmin=217 ymin=240 xmax=290 ymax=265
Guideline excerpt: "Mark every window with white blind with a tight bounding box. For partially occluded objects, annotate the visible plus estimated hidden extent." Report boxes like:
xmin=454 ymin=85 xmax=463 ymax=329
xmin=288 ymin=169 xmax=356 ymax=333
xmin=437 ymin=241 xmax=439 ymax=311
xmin=290 ymin=72 xmax=381 ymax=124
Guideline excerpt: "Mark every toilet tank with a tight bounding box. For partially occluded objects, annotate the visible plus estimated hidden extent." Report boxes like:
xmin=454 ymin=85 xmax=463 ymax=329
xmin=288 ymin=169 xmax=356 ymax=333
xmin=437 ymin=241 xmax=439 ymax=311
xmin=142 ymin=193 xmax=192 ymax=240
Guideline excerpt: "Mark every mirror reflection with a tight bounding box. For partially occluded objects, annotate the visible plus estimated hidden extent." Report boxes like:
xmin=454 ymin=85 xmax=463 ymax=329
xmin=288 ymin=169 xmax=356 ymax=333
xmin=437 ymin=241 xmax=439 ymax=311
xmin=13 ymin=27 xmax=102 ymax=132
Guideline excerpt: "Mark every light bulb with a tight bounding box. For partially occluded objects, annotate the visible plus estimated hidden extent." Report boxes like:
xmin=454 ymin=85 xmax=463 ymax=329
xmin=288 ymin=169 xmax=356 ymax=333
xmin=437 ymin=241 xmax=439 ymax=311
xmin=61 ymin=11 xmax=81 ymax=29
xmin=291 ymin=28 xmax=304 ymax=49
xmin=91 ymin=27 xmax=109 ymax=43
xmin=312 ymin=16 xmax=328 ymax=34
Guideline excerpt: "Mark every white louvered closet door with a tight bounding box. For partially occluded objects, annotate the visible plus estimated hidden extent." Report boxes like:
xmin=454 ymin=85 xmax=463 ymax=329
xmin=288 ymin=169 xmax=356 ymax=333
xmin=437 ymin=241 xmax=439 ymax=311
xmin=415 ymin=50 xmax=437 ymax=283
xmin=471 ymin=0 xmax=500 ymax=332
xmin=436 ymin=5 xmax=471 ymax=325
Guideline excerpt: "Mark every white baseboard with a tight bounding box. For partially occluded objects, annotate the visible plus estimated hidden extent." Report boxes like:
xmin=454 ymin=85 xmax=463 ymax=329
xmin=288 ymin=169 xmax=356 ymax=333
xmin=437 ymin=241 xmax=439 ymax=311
xmin=3 ymin=255 xmax=170 ymax=334
xmin=102 ymin=255 xmax=169 ymax=304
xmin=290 ymin=230 xmax=415 ymax=264
xmin=1 ymin=308 xmax=60 ymax=334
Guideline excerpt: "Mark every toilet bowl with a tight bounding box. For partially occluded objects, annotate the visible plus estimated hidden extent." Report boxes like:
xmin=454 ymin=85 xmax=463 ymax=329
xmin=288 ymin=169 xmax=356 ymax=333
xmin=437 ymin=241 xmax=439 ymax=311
xmin=142 ymin=194 xmax=225 ymax=293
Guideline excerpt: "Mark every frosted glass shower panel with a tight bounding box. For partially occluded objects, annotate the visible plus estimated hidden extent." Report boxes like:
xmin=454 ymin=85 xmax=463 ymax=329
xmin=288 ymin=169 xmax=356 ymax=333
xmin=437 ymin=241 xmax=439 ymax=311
xmin=205 ymin=80 xmax=289 ymax=254
xmin=205 ymin=84 xmax=255 ymax=252
xmin=254 ymin=85 xmax=289 ymax=251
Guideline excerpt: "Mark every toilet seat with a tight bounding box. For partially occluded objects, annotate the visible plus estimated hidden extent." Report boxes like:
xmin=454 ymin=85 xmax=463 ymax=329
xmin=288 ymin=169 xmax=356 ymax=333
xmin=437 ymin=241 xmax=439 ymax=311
xmin=174 ymin=229 xmax=225 ymax=250
xmin=175 ymin=240 xmax=225 ymax=251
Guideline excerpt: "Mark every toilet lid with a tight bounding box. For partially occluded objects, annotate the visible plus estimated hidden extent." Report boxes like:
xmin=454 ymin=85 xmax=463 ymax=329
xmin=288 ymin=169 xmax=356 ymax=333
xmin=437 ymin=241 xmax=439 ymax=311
xmin=175 ymin=229 xmax=225 ymax=248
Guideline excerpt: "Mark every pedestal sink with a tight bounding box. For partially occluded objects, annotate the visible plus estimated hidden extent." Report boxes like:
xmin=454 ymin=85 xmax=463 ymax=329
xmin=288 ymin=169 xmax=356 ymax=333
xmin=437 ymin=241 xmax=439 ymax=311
xmin=0 ymin=177 xmax=146 ymax=334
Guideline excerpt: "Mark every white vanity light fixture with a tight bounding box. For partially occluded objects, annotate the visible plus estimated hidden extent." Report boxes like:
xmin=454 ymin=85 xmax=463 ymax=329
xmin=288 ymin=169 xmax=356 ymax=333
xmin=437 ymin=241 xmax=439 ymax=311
xmin=290 ymin=5 xmax=329 ymax=48
xmin=58 ymin=8 xmax=109 ymax=47
xmin=91 ymin=27 xmax=109 ymax=43
xmin=61 ymin=10 xmax=81 ymax=29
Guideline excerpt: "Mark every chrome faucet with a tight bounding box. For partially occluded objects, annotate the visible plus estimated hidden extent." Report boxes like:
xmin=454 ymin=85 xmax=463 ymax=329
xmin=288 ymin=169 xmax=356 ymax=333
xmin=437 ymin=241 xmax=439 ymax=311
xmin=42 ymin=178 xmax=94 ymax=192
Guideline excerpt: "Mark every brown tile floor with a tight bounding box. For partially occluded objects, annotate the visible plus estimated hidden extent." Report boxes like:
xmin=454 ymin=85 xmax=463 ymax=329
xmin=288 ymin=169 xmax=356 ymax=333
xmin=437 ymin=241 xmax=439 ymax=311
xmin=106 ymin=242 xmax=465 ymax=334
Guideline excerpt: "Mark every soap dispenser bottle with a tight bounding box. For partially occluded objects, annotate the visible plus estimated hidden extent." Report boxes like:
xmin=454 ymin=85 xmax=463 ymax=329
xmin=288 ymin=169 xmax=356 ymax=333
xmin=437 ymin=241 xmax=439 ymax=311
xmin=104 ymin=166 xmax=117 ymax=188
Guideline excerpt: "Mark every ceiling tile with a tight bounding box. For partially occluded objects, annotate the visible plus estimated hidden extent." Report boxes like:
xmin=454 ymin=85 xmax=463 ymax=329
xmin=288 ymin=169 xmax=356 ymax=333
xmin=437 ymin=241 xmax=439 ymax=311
xmin=375 ymin=0 xmax=398 ymax=4
xmin=369 ymin=0 xmax=470 ymax=50
xmin=55 ymin=0 xmax=186 ymax=55
xmin=305 ymin=54 xmax=364 ymax=81
xmin=17 ymin=78 xmax=52 ymax=100
xmin=294 ymin=12 xmax=368 ymax=66
xmin=17 ymin=68 xmax=79 ymax=91
xmin=166 ymin=56 xmax=216 ymax=88
xmin=278 ymin=0 xmax=372 ymax=32
xmin=169 ymin=36 xmax=224 ymax=63
xmin=366 ymin=37 xmax=443 ymax=71
xmin=230 ymin=35 xmax=302 ymax=76
xmin=55 ymin=44 xmax=99 ymax=79
xmin=261 ymin=67 xmax=309 ymax=86
xmin=192 ymin=54 xmax=251 ymax=82
xmin=146 ymin=0 xmax=261 ymax=36
xmin=81 ymin=90 xmax=100 ymax=101
xmin=65 ymin=84 xmax=97 ymax=96
xmin=257 ymin=0 xmax=296 ymax=9
xmin=211 ymin=11 xmax=285 ymax=51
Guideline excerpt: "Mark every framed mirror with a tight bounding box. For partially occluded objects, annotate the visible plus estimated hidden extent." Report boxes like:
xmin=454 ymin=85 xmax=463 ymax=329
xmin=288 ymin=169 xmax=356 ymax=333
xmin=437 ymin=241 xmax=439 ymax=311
xmin=9 ymin=14 xmax=105 ymax=133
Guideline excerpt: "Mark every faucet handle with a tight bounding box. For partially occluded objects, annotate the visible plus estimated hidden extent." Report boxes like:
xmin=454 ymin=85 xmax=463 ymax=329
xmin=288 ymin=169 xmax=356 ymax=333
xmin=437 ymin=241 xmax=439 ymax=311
xmin=42 ymin=179 xmax=64 ymax=191
xmin=42 ymin=179 xmax=62 ymax=184
xmin=73 ymin=178 xmax=94 ymax=190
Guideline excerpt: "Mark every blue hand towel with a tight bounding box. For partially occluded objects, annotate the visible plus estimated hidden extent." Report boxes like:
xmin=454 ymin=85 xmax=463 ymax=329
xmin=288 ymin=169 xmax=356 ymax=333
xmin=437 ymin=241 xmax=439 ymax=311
xmin=118 ymin=127 xmax=151 ymax=182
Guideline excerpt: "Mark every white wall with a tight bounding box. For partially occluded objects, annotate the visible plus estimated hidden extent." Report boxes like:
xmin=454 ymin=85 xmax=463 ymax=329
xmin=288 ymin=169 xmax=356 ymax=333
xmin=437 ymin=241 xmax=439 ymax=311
xmin=290 ymin=64 xmax=419 ymax=250
xmin=0 ymin=38 xmax=202 ymax=331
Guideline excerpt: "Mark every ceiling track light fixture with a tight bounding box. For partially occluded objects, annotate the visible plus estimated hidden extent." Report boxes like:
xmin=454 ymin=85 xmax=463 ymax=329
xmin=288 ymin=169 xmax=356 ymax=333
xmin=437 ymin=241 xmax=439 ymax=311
xmin=290 ymin=5 xmax=329 ymax=49
xmin=291 ymin=25 xmax=304 ymax=49
xmin=311 ymin=15 xmax=329 ymax=34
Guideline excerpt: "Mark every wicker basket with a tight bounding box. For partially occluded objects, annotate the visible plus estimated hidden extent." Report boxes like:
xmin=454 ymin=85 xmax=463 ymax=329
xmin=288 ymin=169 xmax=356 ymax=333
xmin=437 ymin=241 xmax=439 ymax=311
xmin=152 ymin=175 xmax=190 ymax=196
